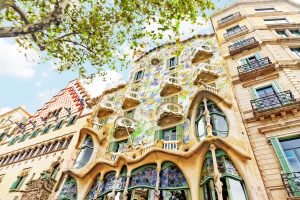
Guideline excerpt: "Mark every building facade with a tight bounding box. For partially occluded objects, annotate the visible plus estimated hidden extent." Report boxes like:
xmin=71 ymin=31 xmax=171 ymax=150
xmin=211 ymin=0 xmax=300 ymax=199
xmin=0 ymin=80 xmax=91 ymax=200
xmin=51 ymin=34 xmax=268 ymax=200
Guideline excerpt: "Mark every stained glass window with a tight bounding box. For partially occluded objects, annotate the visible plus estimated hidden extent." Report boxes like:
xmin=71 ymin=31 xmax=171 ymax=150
xmin=74 ymin=135 xmax=94 ymax=169
xmin=200 ymin=150 xmax=247 ymax=200
xmin=86 ymin=174 xmax=100 ymax=200
xmin=129 ymin=165 xmax=157 ymax=189
xmin=159 ymin=162 xmax=188 ymax=189
xmin=196 ymin=100 xmax=228 ymax=139
xmin=59 ymin=177 xmax=77 ymax=200
xmin=99 ymin=172 xmax=116 ymax=196
xmin=116 ymin=167 xmax=127 ymax=191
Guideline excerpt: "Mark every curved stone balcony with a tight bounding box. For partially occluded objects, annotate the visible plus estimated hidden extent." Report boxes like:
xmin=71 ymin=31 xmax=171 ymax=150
xmin=97 ymin=100 xmax=115 ymax=118
xmin=160 ymin=76 xmax=182 ymax=97
xmin=191 ymin=45 xmax=213 ymax=64
xmin=156 ymin=102 xmax=184 ymax=126
xmin=122 ymin=91 xmax=141 ymax=110
xmin=114 ymin=116 xmax=136 ymax=138
xmin=193 ymin=64 xmax=219 ymax=85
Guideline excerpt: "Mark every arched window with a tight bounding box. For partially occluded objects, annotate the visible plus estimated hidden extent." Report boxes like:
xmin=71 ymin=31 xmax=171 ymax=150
xmin=116 ymin=166 xmax=127 ymax=192
xmin=59 ymin=176 xmax=77 ymax=200
xmin=86 ymin=174 xmax=101 ymax=200
xmin=196 ymin=100 xmax=228 ymax=140
xmin=200 ymin=150 xmax=248 ymax=200
xmin=159 ymin=162 xmax=191 ymax=199
xmin=74 ymin=135 xmax=94 ymax=169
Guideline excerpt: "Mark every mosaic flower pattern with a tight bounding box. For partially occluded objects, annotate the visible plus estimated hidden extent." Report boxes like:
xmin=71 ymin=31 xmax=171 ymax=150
xmin=59 ymin=177 xmax=77 ymax=200
xmin=129 ymin=167 xmax=157 ymax=188
xmin=86 ymin=175 xmax=100 ymax=200
xmin=160 ymin=164 xmax=188 ymax=189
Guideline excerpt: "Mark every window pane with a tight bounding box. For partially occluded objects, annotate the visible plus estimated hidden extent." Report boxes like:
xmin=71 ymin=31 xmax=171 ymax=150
xmin=284 ymin=149 xmax=300 ymax=172
xmin=212 ymin=114 xmax=228 ymax=133
xmin=281 ymin=138 xmax=300 ymax=150
xmin=197 ymin=117 xmax=206 ymax=140
xmin=228 ymin=178 xmax=247 ymax=200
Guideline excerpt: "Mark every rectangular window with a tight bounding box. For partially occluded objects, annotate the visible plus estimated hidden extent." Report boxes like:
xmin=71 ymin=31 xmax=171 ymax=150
xmin=276 ymin=30 xmax=288 ymax=38
xmin=280 ymin=138 xmax=300 ymax=172
xmin=290 ymin=30 xmax=300 ymax=37
xmin=116 ymin=140 xmax=127 ymax=153
xmin=221 ymin=14 xmax=234 ymax=22
xmin=163 ymin=127 xmax=177 ymax=141
xmin=291 ymin=48 xmax=300 ymax=58
xmin=256 ymin=85 xmax=276 ymax=98
xmin=167 ymin=57 xmax=178 ymax=70
xmin=54 ymin=120 xmax=64 ymax=130
xmin=124 ymin=109 xmax=135 ymax=119
xmin=163 ymin=95 xmax=178 ymax=104
xmin=42 ymin=124 xmax=52 ymax=134
xmin=255 ymin=8 xmax=276 ymax=12
xmin=264 ymin=18 xmax=288 ymax=25
xmin=226 ymin=25 xmax=242 ymax=35
xmin=134 ymin=70 xmax=144 ymax=82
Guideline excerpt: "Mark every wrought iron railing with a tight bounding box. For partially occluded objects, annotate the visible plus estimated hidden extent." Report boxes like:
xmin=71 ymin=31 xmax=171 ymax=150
xmin=224 ymin=25 xmax=248 ymax=39
xmin=218 ymin=12 xmax=241 ymax=26
xmin=229 ymin=37 xmax=258 ymax=53
xmin=237 ymin=57 xmax=272 ymax=75
xmin=251 ymin=90 xmax=296 ymax=112
xmin=281 ymin=172 xmax=300 ymax=197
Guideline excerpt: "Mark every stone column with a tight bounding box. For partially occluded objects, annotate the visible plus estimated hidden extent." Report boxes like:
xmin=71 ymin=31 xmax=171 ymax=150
xmin=210 ymin=144 xmax=223 ymax=200
xmin=154 ymin=164 xmax=161 ymax=200
xmin=122 ymin=172 xmax=131 ymax=200
xmin=94 ymin=176 xmax=103 ymax=199
xmin=111 ymin=174 xmax=119 ymax=199
xmin=203 ymin=98 xmax=213 ymax=138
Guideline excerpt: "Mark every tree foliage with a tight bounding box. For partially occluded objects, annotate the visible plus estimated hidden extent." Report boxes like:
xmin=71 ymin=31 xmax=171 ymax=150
xmin=0 ymin=0 xmax=215 ymax=78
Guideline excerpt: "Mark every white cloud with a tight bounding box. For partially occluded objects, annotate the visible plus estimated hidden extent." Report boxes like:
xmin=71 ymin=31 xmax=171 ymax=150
xmin=82 ymin=70 xmax=124 ymax=98
xmin=35 ymin=81 xmax=42 ymax=87
xmin=0 ymin=39 xmax=39 ymax=78
xmin=0 ymin=107 xmax=13 ymax=115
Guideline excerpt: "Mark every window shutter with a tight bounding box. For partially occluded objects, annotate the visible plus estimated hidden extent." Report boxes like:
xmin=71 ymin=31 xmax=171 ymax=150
xmin=108 ymin=142 xmax=117 ymax=152
xmin=240 ymin=58 xmax=248 ymax=65
xmin=270 ymin=137 xmax=291 ymax=173
xmin=154 ymin=130 xmax=163 ymax=141
xmin=254 ymin=52 xmax=262 ymax=60
xmin=176 ymin=124 xmax=184 ymax=141
xmin=249 ymin=88 xmax=259 ymax=99
xmin=272 ymin=81 xmax=283 ymax=93
xmin=10 ymin=177 xmax=21 ymax=190
xmin=175 ymin=56 xmax=179 ymax=65
xmin=17 ymin=176 xmax=27 ymax=189
xmin=166 ymin=58 xmax=170 ymax=69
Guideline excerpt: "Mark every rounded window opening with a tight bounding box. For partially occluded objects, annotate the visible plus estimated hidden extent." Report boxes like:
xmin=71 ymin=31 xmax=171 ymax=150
xmin=73 ymin=135 xmax=94 ymax=169
xmin=151 ymin=57 xmax=160 ymax=65
xmin=196 ymin=99 xmax=228 ymax=140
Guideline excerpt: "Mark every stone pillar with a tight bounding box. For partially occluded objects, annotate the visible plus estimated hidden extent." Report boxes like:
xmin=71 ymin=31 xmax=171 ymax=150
xmin=94 ymin=176 xmax=103 ymax=199
xmin=122 ymin=172 xmax=131 ymax=200
xmin=210 ymin=144 xmax=223 ymax=200
xmin=154 ymin=164 xmax=161 ymax=200
xmin=203 ymin=98 xmax=213 ymax=138
xmin=111 ymin=174 xmax=119 ymax=199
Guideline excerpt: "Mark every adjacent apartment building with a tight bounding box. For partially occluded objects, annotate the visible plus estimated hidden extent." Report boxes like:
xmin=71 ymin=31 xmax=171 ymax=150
xmin=211 ymin=0 xmax=300 ymax=199
xmin=0 ymin=80 xmax=91 ymax=200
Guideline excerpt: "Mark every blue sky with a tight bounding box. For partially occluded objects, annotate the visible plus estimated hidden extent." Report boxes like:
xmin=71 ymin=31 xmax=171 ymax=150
xmin=0 ymin=0 xmax=234 ymax=115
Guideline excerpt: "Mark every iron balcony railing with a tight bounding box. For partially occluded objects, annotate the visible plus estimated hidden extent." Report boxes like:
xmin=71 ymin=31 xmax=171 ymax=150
xmin=224 ymin=25 xmax=248 ymax=39
xmin=251 ymin=90 xmax=296 ymax=112
xmin=281 ymin=172 xmax=300 ymax=197
xmin=218 ymin=12 xmax=241 ymax=26
xmin=237 ymin=57 xmax=272 ymax=75
xmin=229 ymin=37 xmax=258 ymax=54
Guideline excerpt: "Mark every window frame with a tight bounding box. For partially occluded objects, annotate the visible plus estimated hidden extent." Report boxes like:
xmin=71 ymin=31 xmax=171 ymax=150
xmin=133 ymin=69 xmax=145 ymax=82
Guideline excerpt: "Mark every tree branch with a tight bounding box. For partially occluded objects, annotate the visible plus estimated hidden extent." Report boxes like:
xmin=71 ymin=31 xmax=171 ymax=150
xmin=58 ymin=39 xmax=96 ymax=55
xmin=0 ymin=0 xmax=8 ymax=11
xmin=0 ymin=0 xmax=70 ymax=37
xmin=9 ymin=2 xmax=46 ymax=50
